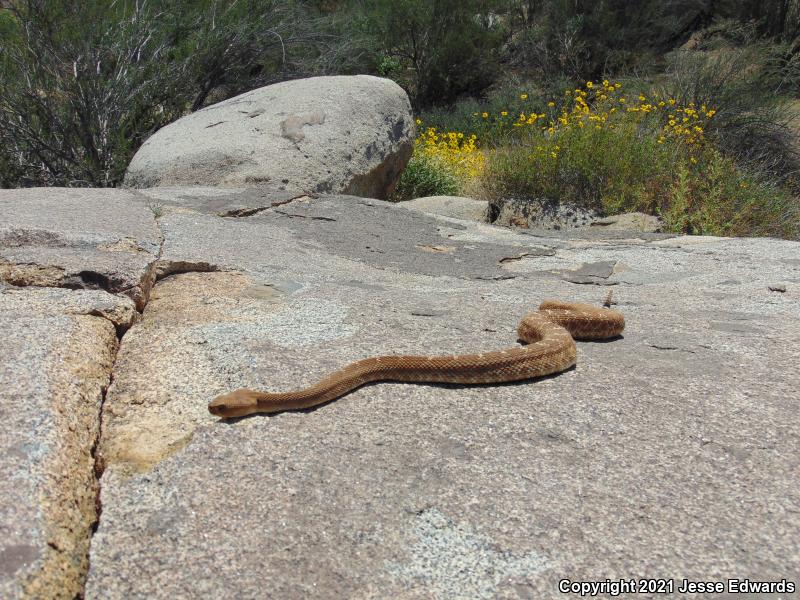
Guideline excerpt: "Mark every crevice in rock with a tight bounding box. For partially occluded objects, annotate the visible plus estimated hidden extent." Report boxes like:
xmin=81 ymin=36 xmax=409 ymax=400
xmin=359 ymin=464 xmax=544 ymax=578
xmin=1 ymin=255 xmax=157 ymax=312
xmin=155 ymin=260 xmax=221 ymax=281
xmin=471 ymin=274 xmax=516 ymax=281
xmin=83 ymin=309 xmax=138 ymax=338
xmin=219 ymin=205 xmax=273 ymax=217
xmin=272 ymin=209 xmax=336 ymax=222
xmin=498 ymin=249 xmax=556 ymax=264
xmin=648 ymin=343 xmax=696 ymax=354
xmin=77 ymin=310 xmax=128 ymax=600
xmin=564 ymin=276 xmax=619 ymax=286
xmin=217 ymin=193 xmax=317 ymax=217
xmin=77 ymin=208 xmax=168 ymax=598
xmin=65 ymin=270 xmax=113 ymax=290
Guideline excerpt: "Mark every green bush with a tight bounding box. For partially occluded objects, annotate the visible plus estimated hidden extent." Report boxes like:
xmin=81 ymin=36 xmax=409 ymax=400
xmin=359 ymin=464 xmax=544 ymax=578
xmin=660 ymin=153 xmax=799 ymax=238
xmin=393 ymin=153 xmax=459 ymax=201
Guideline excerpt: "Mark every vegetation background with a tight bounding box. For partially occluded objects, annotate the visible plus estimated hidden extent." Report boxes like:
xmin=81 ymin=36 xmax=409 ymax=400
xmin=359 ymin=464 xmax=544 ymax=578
xmin=1 ymin=0 xmax=798 ymax=237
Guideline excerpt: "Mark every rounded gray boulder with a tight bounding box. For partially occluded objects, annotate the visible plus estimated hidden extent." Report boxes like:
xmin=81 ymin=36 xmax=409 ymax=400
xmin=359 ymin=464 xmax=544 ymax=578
xmin=124 ymin=75 xmax=414 ymax=199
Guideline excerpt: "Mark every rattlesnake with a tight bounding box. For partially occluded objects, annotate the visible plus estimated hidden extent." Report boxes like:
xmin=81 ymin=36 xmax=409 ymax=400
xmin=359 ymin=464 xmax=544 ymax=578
xmin=208 ymin=300 xmax=624 ymax=418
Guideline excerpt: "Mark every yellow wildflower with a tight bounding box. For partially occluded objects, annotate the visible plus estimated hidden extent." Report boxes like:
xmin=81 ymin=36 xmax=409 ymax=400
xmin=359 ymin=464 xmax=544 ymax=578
xmin=520 ymin=93 xmax=528 ymax=100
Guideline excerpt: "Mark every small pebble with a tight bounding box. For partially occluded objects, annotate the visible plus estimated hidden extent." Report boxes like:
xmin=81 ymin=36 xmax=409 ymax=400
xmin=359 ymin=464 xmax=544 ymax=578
xmin=768 ymin=283 xmax=787 ymax=292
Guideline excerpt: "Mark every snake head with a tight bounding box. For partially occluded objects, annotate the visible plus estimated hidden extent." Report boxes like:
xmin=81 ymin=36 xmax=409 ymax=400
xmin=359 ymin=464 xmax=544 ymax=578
xmin=208 ymin=389 xmax=261 ymax=418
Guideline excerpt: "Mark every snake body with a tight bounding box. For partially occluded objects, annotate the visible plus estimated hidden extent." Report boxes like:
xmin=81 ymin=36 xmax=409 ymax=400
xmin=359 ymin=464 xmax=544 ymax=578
xmin=208 ymin=300 xmax=624 ymax=418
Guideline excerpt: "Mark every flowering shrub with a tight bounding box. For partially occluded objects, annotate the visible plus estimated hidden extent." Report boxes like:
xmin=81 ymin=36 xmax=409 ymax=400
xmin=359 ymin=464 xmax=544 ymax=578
xmin=414 ymin=124 xmax=484 ymax=178
xmin=397 ymin=82 xmax=799 ymax=238
xmin=393 ymin=121 xmax=483 ymax=199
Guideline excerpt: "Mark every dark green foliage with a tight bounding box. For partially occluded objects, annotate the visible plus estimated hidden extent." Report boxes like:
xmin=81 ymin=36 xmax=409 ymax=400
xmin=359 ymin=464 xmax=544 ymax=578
xmin=345 ymin=0 xmax=506 ymax=108
xmin=0 ymin=0 xmax=798 ymax=195
xmin=392 ymin=152 xmax=459 ymax=200
xmin=0 ymin=0 xmax=334 ymax=187
xmin=503 ymin=0 xmax=800 ymax=85
xmin=504 ymin=0 xmax=710 ymax=82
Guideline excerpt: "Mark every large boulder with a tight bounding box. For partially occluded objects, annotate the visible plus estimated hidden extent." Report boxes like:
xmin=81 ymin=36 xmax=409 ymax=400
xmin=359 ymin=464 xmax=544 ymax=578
xmin=124 ymin=75 xmax=414 ymax=199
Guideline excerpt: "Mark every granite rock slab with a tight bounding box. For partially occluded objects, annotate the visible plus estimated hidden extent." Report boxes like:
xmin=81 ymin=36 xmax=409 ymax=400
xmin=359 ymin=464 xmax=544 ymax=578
xmin=83 ymin=189 xmax=800 ymax=598
xmin=0 ymin=287 xmax=136 ymax=599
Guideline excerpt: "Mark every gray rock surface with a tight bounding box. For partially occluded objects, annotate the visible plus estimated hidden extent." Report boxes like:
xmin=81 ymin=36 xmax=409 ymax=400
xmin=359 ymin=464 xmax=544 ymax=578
xmin=90 ymin=192 xmax=800 ymax=598
xmin=0 ymin=288 xmax=136 ymax=599
xmin=0 ymin=188 xmax=161 ymax=310
xmin=400 ymin=195 xmax=490 ymax=222
xmin=124 ymin=75 xmax=414 ymax=199
xmin=3 ymin=185 xmax=799 ymax=599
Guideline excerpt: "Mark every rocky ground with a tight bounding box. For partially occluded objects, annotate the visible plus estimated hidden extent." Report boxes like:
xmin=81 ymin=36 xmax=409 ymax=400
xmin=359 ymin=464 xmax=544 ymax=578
xmin=1 ymin=185 xmax=798 ymax=599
